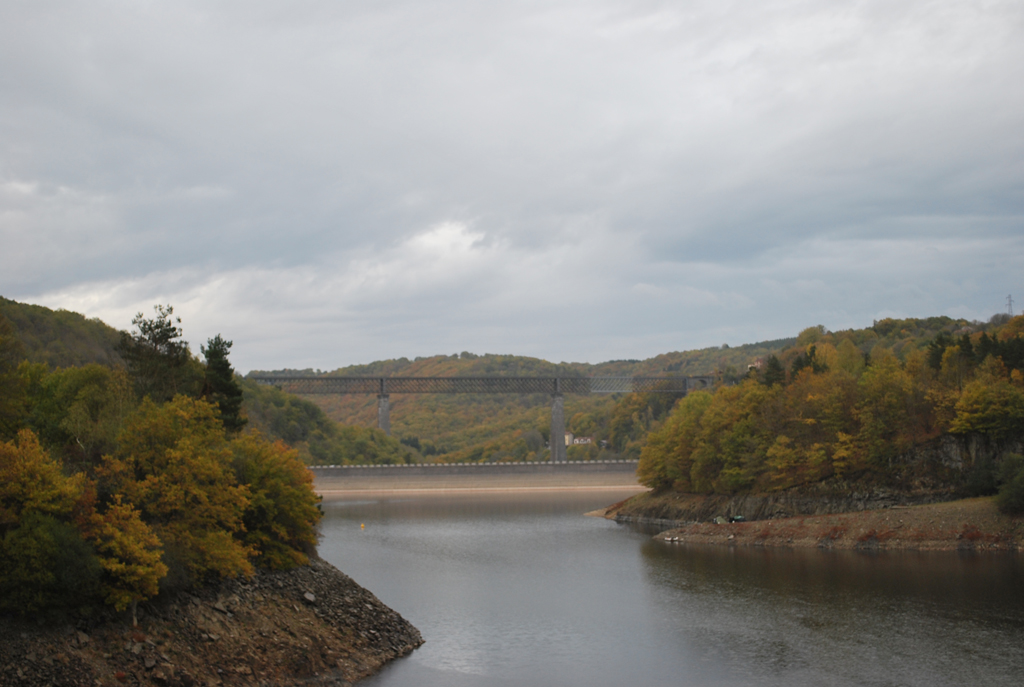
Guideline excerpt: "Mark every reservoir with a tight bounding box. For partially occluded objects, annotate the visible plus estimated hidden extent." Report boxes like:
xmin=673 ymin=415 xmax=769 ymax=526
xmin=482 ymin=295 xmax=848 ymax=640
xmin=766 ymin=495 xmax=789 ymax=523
xmin=317 ymin=490 xmax=1024 ymax=686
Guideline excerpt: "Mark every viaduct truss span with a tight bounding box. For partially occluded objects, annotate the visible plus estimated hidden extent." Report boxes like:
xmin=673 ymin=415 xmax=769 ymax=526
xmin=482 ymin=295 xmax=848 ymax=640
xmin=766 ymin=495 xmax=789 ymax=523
xmin=251 ymin=375 xmax=715 ymax=462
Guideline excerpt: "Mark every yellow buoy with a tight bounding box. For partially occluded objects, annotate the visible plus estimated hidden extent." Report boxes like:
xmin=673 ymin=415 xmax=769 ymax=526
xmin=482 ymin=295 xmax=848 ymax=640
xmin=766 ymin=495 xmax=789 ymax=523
xmin=360 ymin=523 xmax=365 ymax=530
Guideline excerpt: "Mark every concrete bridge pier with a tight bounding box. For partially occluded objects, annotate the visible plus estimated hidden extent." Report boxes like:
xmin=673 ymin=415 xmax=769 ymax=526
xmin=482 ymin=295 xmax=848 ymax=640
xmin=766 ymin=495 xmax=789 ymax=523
xmin=377 ymin=394 xmax=390 ymax=435
xmin=550 ymin=393 xmax=565 ymax=462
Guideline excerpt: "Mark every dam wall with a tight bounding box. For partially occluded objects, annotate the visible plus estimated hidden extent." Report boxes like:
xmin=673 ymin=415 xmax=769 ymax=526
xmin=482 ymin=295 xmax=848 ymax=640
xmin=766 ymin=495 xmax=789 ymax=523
xmin=311 ymin=460 xmax=644 ymax=493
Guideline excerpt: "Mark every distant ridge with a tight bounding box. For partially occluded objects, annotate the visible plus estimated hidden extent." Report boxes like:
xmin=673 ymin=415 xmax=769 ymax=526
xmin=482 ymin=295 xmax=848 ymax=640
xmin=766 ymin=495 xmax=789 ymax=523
xmin=250 ymin=335 xmax=799 ymax=381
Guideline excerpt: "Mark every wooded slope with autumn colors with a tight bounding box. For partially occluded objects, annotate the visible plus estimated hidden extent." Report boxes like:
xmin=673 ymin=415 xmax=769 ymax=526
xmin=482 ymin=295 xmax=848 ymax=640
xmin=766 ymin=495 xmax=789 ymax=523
xmin=636 ymin=315 xmax=1024 ymax=514
xmin=0 ymin=303 xmax=323 ymax=620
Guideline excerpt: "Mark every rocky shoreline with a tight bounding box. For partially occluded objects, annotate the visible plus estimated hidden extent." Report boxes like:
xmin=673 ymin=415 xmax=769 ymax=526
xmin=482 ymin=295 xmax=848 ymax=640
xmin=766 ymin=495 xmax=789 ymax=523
xmin=602 ymin=493 xmax=1024 ymax=552
xmin=0 ymin=556 xmax=422 ymax=687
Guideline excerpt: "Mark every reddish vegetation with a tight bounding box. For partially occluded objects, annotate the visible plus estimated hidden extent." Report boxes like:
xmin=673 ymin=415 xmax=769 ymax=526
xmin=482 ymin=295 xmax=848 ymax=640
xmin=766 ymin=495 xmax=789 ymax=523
xmin=645 ymin=498 xmax=1023 ymax=551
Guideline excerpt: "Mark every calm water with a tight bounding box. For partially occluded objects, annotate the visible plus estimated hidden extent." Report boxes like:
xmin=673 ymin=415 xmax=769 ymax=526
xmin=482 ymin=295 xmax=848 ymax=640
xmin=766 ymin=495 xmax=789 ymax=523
xmin=317 ymin=491 xmax=1024 ymax=687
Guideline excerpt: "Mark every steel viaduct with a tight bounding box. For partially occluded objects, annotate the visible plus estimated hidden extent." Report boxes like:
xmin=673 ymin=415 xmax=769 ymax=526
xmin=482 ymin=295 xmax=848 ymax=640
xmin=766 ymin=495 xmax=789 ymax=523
xmin=252 ymin=375 xmax=714 ymax=462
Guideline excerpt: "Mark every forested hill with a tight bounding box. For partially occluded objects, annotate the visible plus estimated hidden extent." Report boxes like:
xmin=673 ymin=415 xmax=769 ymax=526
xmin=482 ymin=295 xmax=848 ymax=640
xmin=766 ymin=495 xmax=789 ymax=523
xmin=248 ymin=338 xmax=801 ymax=463
xmin=0 ymin=296 xmax=122 ymax=368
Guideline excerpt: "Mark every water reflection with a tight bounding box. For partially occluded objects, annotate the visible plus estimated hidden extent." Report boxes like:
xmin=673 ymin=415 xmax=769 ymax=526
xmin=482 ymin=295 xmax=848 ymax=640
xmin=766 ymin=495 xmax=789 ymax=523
xmin=643 ymin=542 xmax=1024 ymax=620
xmin=318 ymin=492 xmax=1024 ymax=687
xmin=639 ymin=542 xmax=1024 ymax=686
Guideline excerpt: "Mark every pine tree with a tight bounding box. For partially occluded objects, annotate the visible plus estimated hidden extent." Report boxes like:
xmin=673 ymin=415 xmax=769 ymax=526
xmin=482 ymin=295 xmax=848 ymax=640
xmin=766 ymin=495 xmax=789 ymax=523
xmin=202 ymin=335 xmax=247 ymax=434
xmin=117 ymin=305 xmax=199 ymax=402
xmin=762 ymin=355 xmax=785 ymax=386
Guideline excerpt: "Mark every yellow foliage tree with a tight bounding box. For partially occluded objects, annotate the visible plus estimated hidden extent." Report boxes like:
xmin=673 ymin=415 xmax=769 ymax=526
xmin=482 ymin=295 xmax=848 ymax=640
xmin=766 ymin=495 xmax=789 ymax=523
xmin=0 ymin=430 xmax=102 ymax=613
xmin=0 ymin=429 xmax=88 ymax=529
xmin=99 ymin=396 xmax=253 ymax=584
xmin=996 ymin=315 xmax=1024 ymax=341
xmin=835 ymin=338 xmax=865 ymax=376
xmin=230 ymin=433 xmax=322 ymax=569
xmin=639 ymin=391 xmax=713 ymax=492
xmin=87 ymin=496 xmax=167 ymax=625
xmin=855 ymin=350 xmax=915 ymax=467
xmin=950 ymin=378 xmax=1024 ymax=441
xmin=939 ymin=345 xmax=972 ymax=391
xmin=813 ymin=343 xmax=839 ymax=372
xmin=688 ymin=381 xmax=775 ymax=493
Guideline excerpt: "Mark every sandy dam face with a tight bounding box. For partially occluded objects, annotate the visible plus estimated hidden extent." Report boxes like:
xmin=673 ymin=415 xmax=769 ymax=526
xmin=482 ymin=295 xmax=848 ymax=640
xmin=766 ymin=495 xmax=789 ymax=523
xmin=311 ymin=461 xmax=646 ymax=494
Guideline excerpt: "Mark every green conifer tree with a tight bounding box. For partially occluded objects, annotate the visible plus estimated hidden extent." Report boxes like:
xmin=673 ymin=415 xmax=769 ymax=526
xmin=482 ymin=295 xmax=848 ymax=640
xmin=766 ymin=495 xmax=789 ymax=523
xmin=117 ymin=305 xmax=200 ymax=402
xmin=761 ymin=355 xmax=785 ymax=386
xmin=202 ymin=335 xmax=247 ymax=434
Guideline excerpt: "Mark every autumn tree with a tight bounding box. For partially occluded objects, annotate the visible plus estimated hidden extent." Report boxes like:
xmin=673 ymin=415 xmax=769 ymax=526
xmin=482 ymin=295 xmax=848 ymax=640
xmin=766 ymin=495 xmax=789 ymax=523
xmin=854 ymin=349 xmax=916 ymax=468
xmin=99 ymin=396 xmax=253 ymax=586
xmin=0 ymin=430 xmax=101 ymax=614
xmin=230 ymin=433 xmax=321 ymax=569
xmin=791 ymin=344 xmax=828 ymax=376
xmin=86 ymin=496 xmax=167 ymax=625
xmin=835 ymin=338 xmax=865 ymax=377
xmin=638 ymin=390 xmax=713 ymax=491
xmin=688 ymin=381 xmax=774 ymax=493
xmin=950 ymin=376 xmax=1024 ymax=441
xmin=938 ymin=345 xmax=972 ymax=391
xmin=0 ymin=429 xmax=90 ymax=530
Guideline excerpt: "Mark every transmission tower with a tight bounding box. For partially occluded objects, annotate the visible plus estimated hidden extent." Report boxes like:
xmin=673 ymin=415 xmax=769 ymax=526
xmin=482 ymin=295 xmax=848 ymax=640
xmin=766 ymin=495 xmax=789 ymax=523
xmin=1009 ymin=294 xmax=1015 ymax=318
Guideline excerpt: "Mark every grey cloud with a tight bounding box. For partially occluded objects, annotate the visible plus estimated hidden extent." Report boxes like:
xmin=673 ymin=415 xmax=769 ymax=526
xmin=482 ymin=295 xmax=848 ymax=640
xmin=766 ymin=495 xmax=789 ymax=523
xmin=2 ymin=0 xmax=1022 ymax=369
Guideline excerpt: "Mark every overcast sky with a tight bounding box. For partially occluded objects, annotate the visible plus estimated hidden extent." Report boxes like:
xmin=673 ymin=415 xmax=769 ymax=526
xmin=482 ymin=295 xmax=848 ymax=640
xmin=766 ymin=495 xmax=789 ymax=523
xmin=2 ymin=1 xmax=1022 ymax=372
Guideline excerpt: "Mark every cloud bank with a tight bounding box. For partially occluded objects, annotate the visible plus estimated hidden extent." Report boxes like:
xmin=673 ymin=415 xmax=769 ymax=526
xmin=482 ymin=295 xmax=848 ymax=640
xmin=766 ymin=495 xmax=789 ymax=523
xmin=2 ymin=1 xmax=1022 ymax=371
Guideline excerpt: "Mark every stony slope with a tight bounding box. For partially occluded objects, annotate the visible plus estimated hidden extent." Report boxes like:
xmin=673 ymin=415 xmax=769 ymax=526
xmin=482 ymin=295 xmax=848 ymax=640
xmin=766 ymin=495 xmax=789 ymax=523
xmin=0 ymin=556 xmax=422 ymax=687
